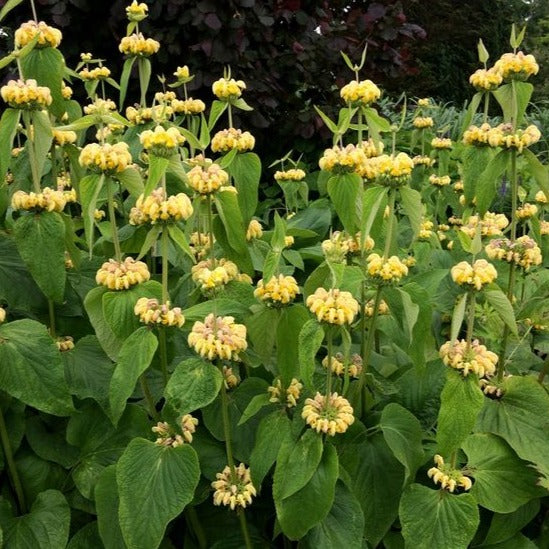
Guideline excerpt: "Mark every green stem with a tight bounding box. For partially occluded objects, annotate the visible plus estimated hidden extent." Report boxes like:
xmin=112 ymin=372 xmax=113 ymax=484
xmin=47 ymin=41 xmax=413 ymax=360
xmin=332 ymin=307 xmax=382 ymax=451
xmin=206 ymin=195 xmax=215 ymax=264
xmin=465 ymin=292 xmax=476 ymax=351
xmin=357 ymin=110 xmax=363 ymax=145
xmin=228 ymin=103 xmax=233 ymax=128
xmin=158 ymin=328 xmax=169 ymax=386
xmin=383 ymin=189 xmax=396 ymax=259
xmin=358 ymin=285 xmax=383 ymax=390
xmin=0 ymin=405 xmax=27 ymax=514
xmin=483 ymin=92 xmax=490 ymax=124
xmin=238 ymin=509 xmax=253 ymax=549
xmin=106 ymin=178 xmax=122 ymax=262
xmin=139 ymin=375 xmax=159 ymax=421
xmin=30 ymin=0 xmax=38 ymax=22
xmin=23 ymin=112 xmax=40 ymax=193
xmin=48 ymin=299 xmax=56 ymax=339
xmin=220 ymin=380 xmax=236 ymax=473
xmin=185 ymin=507 xmax=207 ymax=549
xmin=326 ymin=327 xmax=334 ymax=396
xmin=161 ymin=228 xmax=169 ymax=304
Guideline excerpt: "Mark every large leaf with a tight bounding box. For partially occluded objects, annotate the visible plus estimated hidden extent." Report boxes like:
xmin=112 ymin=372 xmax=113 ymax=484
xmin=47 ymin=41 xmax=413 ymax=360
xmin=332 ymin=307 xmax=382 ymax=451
xmin=78 ymin=173 xmax=104 ymax=254
xmin=475 ymin=375 xmax=549 ymax=477
xmin=0 ymin=108 xmax=20 ymax=182
xmin=399 ymin=484 xmax=479 ymax=549
xmin=483 ymin=500 xmax=540 ymax=546
xmin=493 ymin=82 xmax=533 ymax=126
xmin=327 ymin=173 xmax=362 ymax=233
xmin=95 ymin=466 xmax=126 ymax=549
xmin=13 ymin=212 xmax=66 ymax=302
xmin=399 ymin=186 xmax=423 ymax=241
xmin=117 ymin=438 xmax=200 ymax=549
xmin=297 ymin=318 xmax=325 ymax=389
xmin=246 ymin=306 xmax=280 ymax=368
xmin=522 ymin=148 xmax=549 ymax=202
xmin=361 ymin=185 xmax=388 ymax=238
xmin=0 ymin=319 xmax=73 ymax=415
xmin=1 ymin=490 xmax=70 ymax=549
xmin=164 ymin=357 xmax=223 ymax=415
xmin=462 ymin=433 xmax=545 ymax=513
xmin=476 ymin=149 xmax=510 ymax=215
xmin=484 ymin=288 xmax=517 ymax=336
xmin=109 ymin=326 xmax=158 ymax=425
xmin=277 ymin=304 xmax=311 ymax=384
xmin=275 ymin=442 xmax=338 ymax=540
xmin=380 ymin=403 xmax=425 ymax=482
xmin=31 ymin=109 xmax=53 ymax=182
xmin=144 ymin=155 xmax=170 ymax=196
xmin=228 ymin=152 xmax=261 ymax=224
xmin=437 ymin=369 xmax=484 ymax=456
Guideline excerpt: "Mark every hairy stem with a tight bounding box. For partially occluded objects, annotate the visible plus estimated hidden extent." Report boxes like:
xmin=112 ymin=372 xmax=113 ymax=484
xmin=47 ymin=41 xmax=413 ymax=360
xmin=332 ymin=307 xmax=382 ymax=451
xmin=383 ymin=189 xmax=396 ymax=259
xmin=238 ymin=509 xmax=253 ymax=549
xmin=106 ymin=178 xmax=122 ymax=262
xmin=139 ymin=375 xmax=159 ymax=421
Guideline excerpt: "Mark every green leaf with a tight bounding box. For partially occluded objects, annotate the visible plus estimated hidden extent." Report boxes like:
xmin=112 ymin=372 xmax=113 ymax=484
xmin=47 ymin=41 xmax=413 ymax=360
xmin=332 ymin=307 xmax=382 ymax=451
xmin=182 ymin=298 xmax=251 ymax=323
xmin=399 ymin=186 xmax=423 ymax=240
xmin=178 ymin=127 xmax=202 ymax=151
xmin=66 ymin=522 xmax=102 ymax=549
xmin=477 ymin=38 xmax=490 ymax=63
xmin=451 ymin=293 xmax=468 ymax=343
xmin=167 ymin=224 xmax=195 ymax=262
xmin=2 ymin=490 xmax=70 ymax=549
xmin=399 ymin=484 xmax=479 ymax=549
xmin=109 ymin=326 xmax=158 ymax=426
xmin=207 ymin=100 xmax=227 ymax=130
xmin=144 ymin=155 xmax=170 ymax=196
xmin=117 ymin=438 xmax=200 ymax=549
xmin=95 ymin=466 xmax=126 ymax=549
xmin=137 ymin=224 xmax=161 ymax=260
xmin=276 ymin=442 xmax=338 ymax=540
xmin=137 ymin=57 xmax=152 ymax=106
xmin=273 ymin=430 xmax=324 ymax=501
xmin=462 ymin=433 xmax=545 ymax=513
xmin=460 ymin=92 xmax=484 ymax=137
xmin=462 ymin=143 xmax=494 ymax=203
xmin=484 ymin=288 xmax=517 ymax=336
xmin=0 ymin=319 xmax=73 ymax=415
xmin=380 ymin=403 xmax=425 ymax=482
xmin=31 ymin=109 xmax=53 ymax=181
xmin=238 ymin=393 xmax=272 ymax=426
xmin=476 ymin=149 xmax=510 ymax=215
xmin=314 ymin=105 xmax=338 ymax=134
xmin=493 ymin=82 xmax=533 ymax=126
xmin=437 ymin=369 xmax=484 ymax=456
xmin=483 ymin=500 xmax=540 ymax=546
xmin=522 ymin=149 xmax=549 ymax=202
xmin=0 ymin=0 xmax=25 ymax=23
xmin=246 ymin=306 xmax=280 ymax=367
xmin=363 ymin=107 xmax=391 ymax=142
xmin=340 ymin=432 xmax=405 ymax=546
xmin=249 ymin=410 xmax=291 ymax=488
xmin=116 ymin=166 xmax=144 ymax=198
xmin=79 ymin=173 xmax=104 ymax=254
xmin=0 ymin=108 xmax=20 ymax=182
xmin=298 ymin=318 xmax=325 ymax=389
xmin=228 ymin=152 xmax=261 ymax=224
xmin=475 ymin=375 xmax=549 ymax=477
xmin=164 ymin=357 xmax=223 ymax=416
xmin=327 ymin=173 xmax=362 ymax=233
xmin=231 ymin=97 xmax=253 ymax=111
xmin=119 ymin=56 xmax=136 ymax=110
xmin=361 ymin=185 xmax=389 ymax=238
xmin=301 ymin=481 xmax=365 ymax=549
xmin=13 ymin=211 xmax=66 ymax=302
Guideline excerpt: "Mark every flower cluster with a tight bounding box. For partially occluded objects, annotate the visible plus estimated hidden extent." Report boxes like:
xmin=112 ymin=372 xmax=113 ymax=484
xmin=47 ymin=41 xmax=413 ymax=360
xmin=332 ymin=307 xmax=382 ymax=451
xmin=246 ymin=219 xmax=263 ymax=240
xmin=52 ymin=129 xmax=77 ymax=146
xmin=274 ymin=168 xmax=306 ymax=182
xmin=223 ymin=365 xmax=240 ymax=389
xmin=56 ymin=336 xmax=75 ymax=352
xmin=439 ymin=339 xmax=498 ymax=378
xmin=172 ymin=98 xmax=206 ymax=115
xmin=127 ymin=104 xmax=171 ymax=124
xmin=152 ymin=415 xmax=198 ymax=447
xmin=319 ymin=143 xmax=366 ymax=174
xmin=494 ymin=51 xmax=539 ymax=81
xmin=321 ymin=231 xmax=375 ymax=263
xmin=322 ymin=353 xmax=363 ymax=378
xmin=140 ymin=126 xmax=184 ymax=156
xmin=362 ymin=153 xmax=414 ymax=186
xmin=460 ymin=212 xmax=509 ymax=238
xmin=191 ymin=258 xmax=247 ymax=292
xmin=429 ymin=174 xmax=451 ymax=187
xmin=254 ymin=274 xmax=300 ymax=306
xmin=79 ymin=66 xmax=111 ymax=81
xmin=212 ymin=78 xmax=246 ymax=100
xmin=418 ymin=219 xmax=434 ymax=240
xmin=413 ymin=117 xmax=434 ymax=129
xmin=79 ymin=142 xmax=132 ymax=174
xmin=211 ymin=128 xmax=255 ymax=153
xmin=1 ymin=79 xmax=52 ymax=109
xmin=0 ymin=307 xmax=5 ymax=324
xmin=11 ymin=187 xmax=75 ymax=212
xmin=463 ymin=123 xmax=541 ymax=151
xmin=428 ymin=455 xmax=472 ymax=492
xmin=134 ymin=298 xmax=185 ymax=327
xmin=516 ymin=202 xmax=538 ymax=220
xmin=366 ymin=254 xmax=409 ymax=284
xmin=119 ymin=33 xmax=160 ymax=57
xmin=129 ymin=188 xmax=193 ymax=225
xmin=212 ymin=464 xmax=256 ymax=510
xmin=306 ymin=288 xmax=359 ymax=325
xmin=479 ymin=378 xmax=506 ymax=398
xmin=84 ymin=98 xmax=117 ymax=115
xmin=188 ymin=313 xmax=247 ymax=361
xmin=126 ymin=0 xmax=148 ymax=21
xmin=268 ymin=378 xmax=303 ymax=408
xmin=413 ymin=155 xmax=435 ymax=167
xmin=186 ymin=161 xmax=230 ymax=194
xmin=96 ymin=257 xmax=150 ymax=290
xmin=364 ymin=299 xmax=389 ymax=318
xmin=361 ymin=138 xmax=385 ymax=158
xmin=451 ymin=260 xmax=497 ymax=290
xmin=340 ymin=79 xmax=381 ymax=106
xmin=302 ymin=392 xmax=355 ymax=436
xmin=189 ymin=231 xmax=212 ymax=259
xmin=431 ymin=137 xmax=453 ymax=150
xmin=15 ymin=20 xmax=62 ymax=49
xmin=469 ymin=68 xmax=503 ymax=91
xmin=173 ymin=65 xmax=190 ymax=80
xmin=485 ymin=236 xmax=542 ymax=270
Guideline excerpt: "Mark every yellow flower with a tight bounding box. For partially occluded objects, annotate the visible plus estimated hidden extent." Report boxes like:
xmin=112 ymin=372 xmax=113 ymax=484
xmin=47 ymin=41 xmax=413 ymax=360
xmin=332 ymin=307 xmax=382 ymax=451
xmin=427 ymin=455 xmax=472 ymax=492
xmin=154 ymin=91 xmax=177 ymax=104
xmin=516 ymin=202 xmax=538 ymax=220
xmin=302 ymin=392 xmax=355 ymax=436
xmin=140 ymin=126 xmax=185 ymax=157
xmin=152 ymin=416 xmax=198 ymax=447
xmin=359 ymin=153 xmax=414 ymax=186
xmin=274 ymin=168 xmax=306 ymax=182
xmin=460 ymin=212 xmax=509 ymax=238
xmin=268 ymin=378 xmax=302 ymax=408
xmin=212 ymin=77 xmax=246 ymax=100
xmin=306 ymin=287 xmax=359 ymax=325
xmin=322 ymin=353 xmax=363 ymax=378
xmin=96 ymin=257 xmax=151 ymax=290
xmin=418 ymin=98 xmax=430 ymax=107
xmin=429 ymin=174 xmax=451 ymax=187
xmin=84 ymin=98 xmax=117 ymax=115
xmin=52 ymin=129 xmax=77 ymax=146
xmin=11 ymin=187 xmax=69 ymax=213
xmin=61 ymin=82 xmax=73 ymax=100
xmin=419 ymin=219 xmax=434 ymax=240
xmin=454 ymin=180 xmax=464 ymax=193
xmin=171 ymin=98 xmax=206 ymax=115
xmin=56 ymin=336 xmax=75 ymax=352
xmin=284 ymin=235 xmax=294 ymax=248
xmin=79 ymin=142 xmax=132 ymax=174
xmin=15 ymin=20 xmax=62 ymax=49
xmin=212 ymin=464 xmax=256 ymax=510
xmin=1 ymin=79 xmax=52 ymax=110
xmin=542 ymin=221 xmax=549 ymax=236
xmin=211 ymin=128 xmax=255 ymax=153
xmin=469 ymin=68 xmax=503 ymax=91
xmin=364 ymin=299 xmax=389 ymax=317
xmin=485 ymin=236 xmax=542 ymax=270
xmin=494 ymin=51 xmax=539 ymax=81
xmin=119 ymin=33 xmax=160 ymax=57
xmin=431 ymin=137 xmax=452 ymax=150
xmin=174 ymin=65 xmax=190 ymax=80
xmin=412 ymin=155 xmax=435 ymax=167
xmin=535 ymin=190 xmax=548 ymax=204
xmin=189 ymin=231 xmax=212 ymax=259
xmin=360 ymin=138 xmax=385 ymax=158
xmin=180 ymin=414 xmax=199 ymax=443
xmin=463 ymin=123 xmax=492 ymax=146
xmin=129 ymin=188 xmax=193 ymax=225
xmin=94 ymin=209 xmax=106 ymax=221
xmin=485 ymin=123 xmax=541 ymax=152
xmin=126 ymin=104 xmax=172 ymax=124
xmin=223 ymin=365 xmax=240 ymax=389
xmin=191 ymin=258 xmax=241 ymax=292
xmin=187 ymin=162 xmax=230 ymax=194
xmin=440 ymin=339 xmax=498 ymax=378
xmin=0 ymin=307 xmax=5 ymax=324
xmin=246 ymin=219 xmax=263 ymax=241
xmin=188 ymin=313 xmax=247 ymax=361
xmin=79 ymin=66 xmax=111 ymax=81
xmin=366 ymin=253 xmax=409 ymax=284
xmin=134 ymin=298 xmax=185 ymax=327
xmin=80 ymin=52 xmax=93 ymax=61
xmin=254 ymin=274 xmax=300 ymax=306
xmin=126 ymin=0 xmax=148 ymax=21
xmin=451 ymin=259 xmax=497 ymax=290
xmin=340 ymin=79 xmax=381 ymax=106
xmin=319 ymin=143 xmax=367 ymax=175
xmin=413 ymin=116 xmax=434 ymax=129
